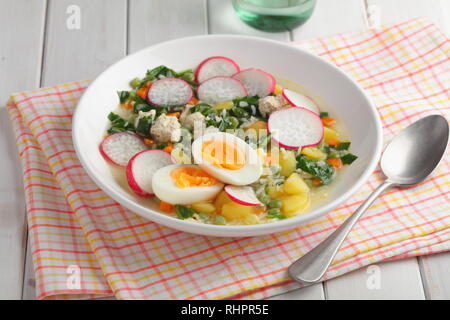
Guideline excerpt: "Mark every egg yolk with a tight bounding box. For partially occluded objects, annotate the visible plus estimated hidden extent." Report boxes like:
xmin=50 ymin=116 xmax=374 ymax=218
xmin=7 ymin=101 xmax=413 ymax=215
xmin=201 ymin=140 xmax=245 ymax=170
xmin=171 ymin=167 xmax=218 ymax=188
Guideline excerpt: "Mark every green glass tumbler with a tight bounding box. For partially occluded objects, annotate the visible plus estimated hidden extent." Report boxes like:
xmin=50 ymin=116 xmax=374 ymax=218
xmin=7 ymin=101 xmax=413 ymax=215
xmin=232 ymin=0 xmax=316 ymax=32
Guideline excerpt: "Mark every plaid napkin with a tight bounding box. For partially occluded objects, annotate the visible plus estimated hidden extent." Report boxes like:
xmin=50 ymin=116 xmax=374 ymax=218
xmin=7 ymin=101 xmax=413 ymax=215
xmin=7 ymin=18 xmax=450 ymax=300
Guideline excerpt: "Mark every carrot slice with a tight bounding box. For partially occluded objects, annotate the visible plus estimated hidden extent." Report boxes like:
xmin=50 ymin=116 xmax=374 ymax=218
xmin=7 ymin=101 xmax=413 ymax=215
xmin=312 ymin=178 xmax=322 ymax=186
xmin=159 ymin=201 xmax=174 ymax=213
xmin=321 ymin=117 xmax=336 ymax=127
xmin=167 ymin=112 xmax=181 ymax=118
xmin=121 ymin=100 xmax=133 ymax=110
xmin=163 ymin=143 xmax=173 ymax=154
xmin=326 ymin=158 xmax=343 ymax=169
xmin=143 ymin=138 xmax=155 ymax=145
xmin=188 ymin=97 xmax=199 ymax=105
xmin=136 ymin=81 xmax=152 ymax=99
xmin=327 ymin=138 xmax=340 ymax=147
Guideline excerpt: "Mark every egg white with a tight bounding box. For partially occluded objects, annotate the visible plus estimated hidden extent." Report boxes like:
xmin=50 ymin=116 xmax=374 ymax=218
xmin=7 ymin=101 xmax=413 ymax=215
xmin=191 ymin=132 xmax=263 ymax=185
xmin=152 ymin=164 xmax=224 ymax=205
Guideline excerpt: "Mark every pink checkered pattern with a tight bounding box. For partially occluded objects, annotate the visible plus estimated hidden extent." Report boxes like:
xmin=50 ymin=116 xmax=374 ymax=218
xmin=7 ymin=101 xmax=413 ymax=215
xmin=6 ymin=18 xmax=450 ymax=299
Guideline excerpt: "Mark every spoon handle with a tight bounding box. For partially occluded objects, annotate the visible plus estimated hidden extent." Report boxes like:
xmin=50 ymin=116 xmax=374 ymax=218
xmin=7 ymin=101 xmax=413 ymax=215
xmin=288 ymin=180 xmax=394 ymax=284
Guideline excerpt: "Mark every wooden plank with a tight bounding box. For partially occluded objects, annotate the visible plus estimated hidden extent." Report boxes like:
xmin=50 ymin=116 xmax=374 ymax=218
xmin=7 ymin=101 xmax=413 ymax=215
xmin=325 ymin=258 xmax=425 ymax=299
xmin=21 ymin=242 xmax=36 ymax=300
xmin=267 ymin=283 xmax=324 ymax=300
xmin=42 ymin=0 xmax=127 ymax=85
xmin=207 ymin=0 xmax=290 ymax=41
xmin=20 ymin=0 xmax=128 ymax=299
xmin=420 ymin=252 xmax=450 ymax=299
xmin=0 ymin=0 xmax=46 ymax=300
xmin=292 ymin=0 xmax=369 ymax=40
xmin=128 ymin=0 xmax=207 ymax=52
xmin=367 ymin=0 xmax=450 ymax=35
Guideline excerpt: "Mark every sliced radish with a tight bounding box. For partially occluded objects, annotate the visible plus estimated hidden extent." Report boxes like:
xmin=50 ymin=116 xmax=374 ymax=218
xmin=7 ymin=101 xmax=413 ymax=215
xmin=224 ymin=185 xmax=264 ymax=207
xmin=197 ymin=76 xmax=247 ymax=105
xmin=100 ymin=132 xmax=147 ymax=166
xmin=232 ymin=68 xmax=275 ymax=97
xmin=282 ymin=89 xmax=319 ymax=114
xmin=268 ymin=107 xmax=324 ymax=149
xmin=195 ymin=56 xmax=240 ymax=83
xmin=126 ymin=149 xmax=174 ymax=196
xmin=147 ymin=78 xmax=193 ymax=106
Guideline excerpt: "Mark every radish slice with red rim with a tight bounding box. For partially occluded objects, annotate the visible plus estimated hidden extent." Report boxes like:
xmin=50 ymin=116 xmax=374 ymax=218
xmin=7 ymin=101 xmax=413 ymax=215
xmin=147 ymin=78 xmax=193 ymax=106
xmin=197 ymin=76 xmax=247 ymax=105
xmin=195 ymin=56 xmax=240 ymax=83
xmin=100 ymin=132 xmax=147 ymax=166
xmin=126 ymin=149 xmax=174 ymax=196
xmin=268 ymin=107 xmax=324 ymax=149
xmin=232 ymin=68 xmax=275 ymax=97
xmin=282 ymin=89 xmax=319 ymax=114
xmin=224 ymin=185 xmax=264 ymax=207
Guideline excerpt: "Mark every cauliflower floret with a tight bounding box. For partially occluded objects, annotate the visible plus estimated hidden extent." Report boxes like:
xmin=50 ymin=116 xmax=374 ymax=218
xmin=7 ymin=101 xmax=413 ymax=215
xmin=258 ymin=95 xmax=286 ymax=118
xmin=150 ymin=114 xmax=181 ymax=143
xmin=180 ymin=111 xmax=205 ymax=131
xmin=134 ymin=109 xmax=156 ymax=128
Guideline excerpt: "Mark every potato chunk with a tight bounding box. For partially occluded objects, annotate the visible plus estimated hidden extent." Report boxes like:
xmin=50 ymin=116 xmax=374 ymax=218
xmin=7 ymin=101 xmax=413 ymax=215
xmin=191 ymin=201 xmax=216 ymax=214
xmin=301 ymin=147 xmax=327 ymax=161
xmin=279 ymin=150 xmax=297 ymax=177
xmin=323 ymin=127 xmax=339 ymax=144
xmin=278 ymin=194 xmax=310 ymax=216
xmin=214 ymin=191 xmax=233 ymax=212
xmin=221 ymin=202 xmax=254 ymax=221
xmin=284 ymin=173 xmax=310 ymax=195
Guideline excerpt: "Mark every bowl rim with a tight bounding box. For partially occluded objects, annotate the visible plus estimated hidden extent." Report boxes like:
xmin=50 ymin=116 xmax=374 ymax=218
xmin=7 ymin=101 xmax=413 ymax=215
xmin=73 ymin=34 xmax=383 ymax=236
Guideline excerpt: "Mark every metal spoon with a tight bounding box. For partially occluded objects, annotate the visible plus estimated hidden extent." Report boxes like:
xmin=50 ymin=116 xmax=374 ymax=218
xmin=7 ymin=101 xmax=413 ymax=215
xmin=288 ymin=115 xmax=449 ymax=285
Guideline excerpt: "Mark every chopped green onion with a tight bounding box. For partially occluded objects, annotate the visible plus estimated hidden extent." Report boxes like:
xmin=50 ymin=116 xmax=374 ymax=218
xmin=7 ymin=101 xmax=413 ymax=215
xmin=214 ymin=215 xmax=227 ymax=225
xmin=336 ymin=141 xmax=351 ymax=150
xmin=175 ymin=205 xmax=196 ymax=219
xmin=319 ymin=112 xmax=329 ymax=118
xmin=341 ymin=153 xmax=358 ymax=164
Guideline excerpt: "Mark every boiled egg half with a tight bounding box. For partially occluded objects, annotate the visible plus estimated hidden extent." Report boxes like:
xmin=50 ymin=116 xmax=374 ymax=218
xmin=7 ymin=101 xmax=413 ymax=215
xmin=191 ymin=132 xmax=263 ymax=185
xmin=152 ymin=164 xmax=224 ymax=205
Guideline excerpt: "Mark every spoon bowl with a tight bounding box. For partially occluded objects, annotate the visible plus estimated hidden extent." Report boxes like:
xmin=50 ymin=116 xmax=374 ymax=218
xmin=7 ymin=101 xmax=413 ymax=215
xmin=381 ymin=115 xmax=449 ymax=186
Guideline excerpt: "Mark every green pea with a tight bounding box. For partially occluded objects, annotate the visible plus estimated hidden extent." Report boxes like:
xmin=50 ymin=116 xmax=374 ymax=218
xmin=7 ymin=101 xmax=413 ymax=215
xmin=227 ymin=116 xmax=239 ymax=129
xmin=258 ymin=195 xmax=271 ymax=205
xmin=267 ymin=208 xmax=281 ymax=217
xmin=198 ymin=213 xmax=210 ymax=221
xmin=214 ymin=215 xmax=227 ymax=225
xmin=268 ymin=200 xmax=282 ymax=209
xmin=130 ymin=78 xmax=141 ymax=89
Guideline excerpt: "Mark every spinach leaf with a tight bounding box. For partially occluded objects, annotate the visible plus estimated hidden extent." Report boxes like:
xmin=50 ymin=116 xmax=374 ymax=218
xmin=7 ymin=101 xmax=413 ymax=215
xmin=135 ymin=116 xmax=153 ymax=137
xmin=189 ymin=103 xmax=212 ymax=115
xmin=175 ymin=205 xmax=196 ymax=219
xmin=175 ymin=69 xmax=196 ymax=86
xmin=107 ymin=112 xmax=135 ymax=134
xmin=139 ymin=66 xmax=196 ymax=88
xmin=296 ymin=155 xmax=335 ymax=185
xmin=230 ymin=107 xmax=250 ymax=118
xmin=336 ymin=141 xmax=351 ymax=150
xmin=233 ymin=95 xmax=260 ymax=107
xmin=341 ymin=153 xmax=358 ymax=165
xmin=117 ymin=91 xmax=130 ymax=104
xmin=133 ymin=95 xmax=152 ymax=113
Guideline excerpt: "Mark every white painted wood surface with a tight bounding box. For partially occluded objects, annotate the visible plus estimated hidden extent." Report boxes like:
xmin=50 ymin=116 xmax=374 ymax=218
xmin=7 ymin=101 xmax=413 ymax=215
xmin=1 ymin=0 xmax=449 ymax=300
xmin=0 ymin=0 xmax=46 ymax=300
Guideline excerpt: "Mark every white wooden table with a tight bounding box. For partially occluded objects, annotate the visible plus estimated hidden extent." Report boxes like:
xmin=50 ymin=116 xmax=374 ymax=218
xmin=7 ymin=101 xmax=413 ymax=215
xmin=1 ymin=0 xmax=449 ymax=300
